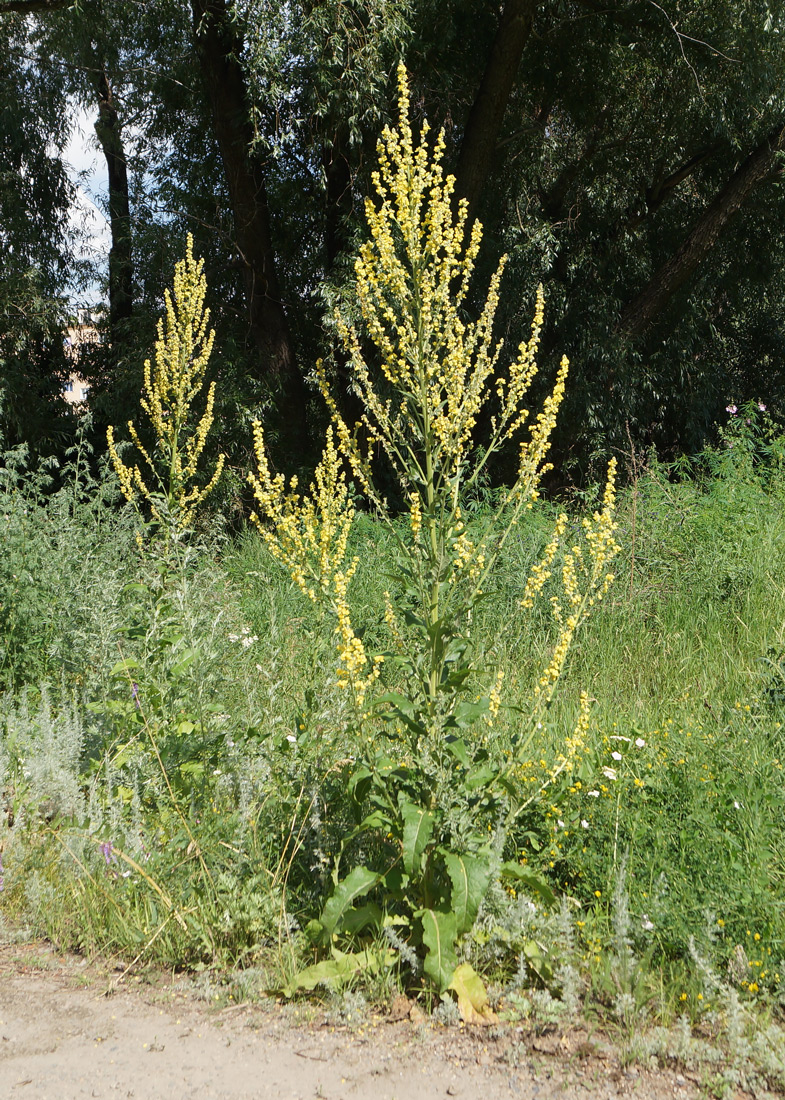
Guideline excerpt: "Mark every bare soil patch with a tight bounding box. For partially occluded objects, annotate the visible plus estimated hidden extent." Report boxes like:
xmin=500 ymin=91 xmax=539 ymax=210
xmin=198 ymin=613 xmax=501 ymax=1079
xmin=1 ymin=940 xmax=707 ymax=1100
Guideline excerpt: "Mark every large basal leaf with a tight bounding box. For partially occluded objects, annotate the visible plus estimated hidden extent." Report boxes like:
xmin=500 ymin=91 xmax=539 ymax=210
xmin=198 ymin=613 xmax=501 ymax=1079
xmin=320 ymin=866 xmax=378 ymax=937
xmin=401 ymin=801 xmax=435 ymax=877
xmin=444 ymin=850 xmax=492 ymax=935
xmin=282 ymin=947 xmax=395 ymax=997
xmin=448 ymin=962 xmax=497 ymax=1024
xmin=419 ymin=908 xmax=458 ymax=992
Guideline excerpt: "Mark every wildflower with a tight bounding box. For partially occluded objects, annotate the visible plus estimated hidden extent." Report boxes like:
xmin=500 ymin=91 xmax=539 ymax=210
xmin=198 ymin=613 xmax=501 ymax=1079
xmin=726 ymin=404 xmax=738 ymax=415
xmin=641 ymin=914 xmax=654 ymax=931
xmin=587 ymin=789 xmax=600 ymax=797
xmin=581 ymin=819 xmax=589 ymax=829
xmin=759 ymin=402 xmax=767 ymax=411
xmin=602 ymin=766 xmax=617 ymax=781
xmin=611 ymin=750 xmax=622 ymax=761
xmin=634 ymin=737 xmax=645 ymax=748
xmin=107 ymin=235 xmax=224 ymax=532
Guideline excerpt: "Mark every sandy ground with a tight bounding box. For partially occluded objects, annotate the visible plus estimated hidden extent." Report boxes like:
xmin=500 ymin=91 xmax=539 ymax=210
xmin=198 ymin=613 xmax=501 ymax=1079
xmin=0 ymin=940 xmax=707 ymax=1100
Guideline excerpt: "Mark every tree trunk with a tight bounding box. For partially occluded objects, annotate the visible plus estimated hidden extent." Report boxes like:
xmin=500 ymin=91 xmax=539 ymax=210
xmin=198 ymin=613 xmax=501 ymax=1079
xmin=92 ymin=62 xmax=133 ymax=338
xmin=323 ymin=128 xmax=353 ymax=269
xmin=191 ymin=0 xmax=307 ymax=444
xmin=455 ymin=0 xmax=538 ymax=224
xmin=619 ymin=121 xmax=785 ymax=338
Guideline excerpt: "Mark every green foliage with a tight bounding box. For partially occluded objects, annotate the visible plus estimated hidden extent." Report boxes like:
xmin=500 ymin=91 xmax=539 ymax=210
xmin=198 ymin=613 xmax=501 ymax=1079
xmin=0 ymin=427 xmax=132 ymax=689
xmin=3 ymin=417 xmax=785 ymax=1023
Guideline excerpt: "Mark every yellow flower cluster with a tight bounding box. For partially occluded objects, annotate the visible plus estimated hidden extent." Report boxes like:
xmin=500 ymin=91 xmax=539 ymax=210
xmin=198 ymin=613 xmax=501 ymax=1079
xmin=486 ymin=669 xmax=505 ymax=726
xmin=534 ymin=459 xmax=621 ymax=709
xmin=322 ymin=62 xmax=567 ymax=543
xmin=107 ymin=235 xmax=224 ymax=532
xmin=521 ymin=513 xmax=568 ymax=609
xmin=384 ymin=590 xmax=406 ymax=653
xmin=248 ymin=423 xmax=380 ymax=707
xmin=248 ymin=422 xmax=353 ymax=602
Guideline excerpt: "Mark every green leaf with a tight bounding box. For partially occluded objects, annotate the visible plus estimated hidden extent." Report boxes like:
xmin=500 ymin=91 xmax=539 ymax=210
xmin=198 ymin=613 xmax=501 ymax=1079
xmin=110 ymin=658 xmax=140 ymax=676
xmin=348 ymin=765 xmax=373 ymax=804
xmin=320 ymin=866 xmax=378 ymax=936
xmin=444 ymin=851 xmax=492 ymax=935
xmin=304 ymin=919 xmax=325 ymax=945
xmin=171 ymin=648 xmax=198 ymax=675
xmin=375 ymin=693 xmax=428 ymax=737
xmin=375 ymin=691 xmax=416 ymax=714
xmin=358 ymin=809 xmax=388 ymax=832
xmin=341 ymin=902 xmax=383 ymax=935
xmin=282 ymin=947 xmax=394 ymax=996
xmin=464 ymin=764 xmax=497 ymax=791
xmin=500 ymin=862 xmax=557 ymax=906
xmin=401 ymin=802 xmax=434 ymax=877
xmin=419 ymin=908 xmax=458 ymax=992
xmin=452 ymin=699 xmax=489 ymax=727
xmin=444 ymin=736 xmax=470 ymax=767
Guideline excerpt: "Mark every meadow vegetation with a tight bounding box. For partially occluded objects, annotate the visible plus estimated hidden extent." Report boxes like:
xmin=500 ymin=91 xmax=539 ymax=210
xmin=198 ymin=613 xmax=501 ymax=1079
xmin=2 ymin=69 xmax=785 ymax=1090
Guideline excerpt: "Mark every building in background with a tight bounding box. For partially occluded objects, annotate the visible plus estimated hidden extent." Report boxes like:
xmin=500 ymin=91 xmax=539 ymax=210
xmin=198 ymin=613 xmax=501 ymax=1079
xmin=62 ymin=307 xmax=103 ymax=406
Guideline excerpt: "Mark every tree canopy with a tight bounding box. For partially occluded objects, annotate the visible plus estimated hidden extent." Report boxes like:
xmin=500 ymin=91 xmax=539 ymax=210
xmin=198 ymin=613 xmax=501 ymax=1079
xmin=2 ymin=0 xmax=785 ymax=476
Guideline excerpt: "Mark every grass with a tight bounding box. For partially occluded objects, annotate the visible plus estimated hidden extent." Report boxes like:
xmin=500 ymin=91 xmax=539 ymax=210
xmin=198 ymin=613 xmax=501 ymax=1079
xmin=2 ymin=430 xmax=785 ymax=1072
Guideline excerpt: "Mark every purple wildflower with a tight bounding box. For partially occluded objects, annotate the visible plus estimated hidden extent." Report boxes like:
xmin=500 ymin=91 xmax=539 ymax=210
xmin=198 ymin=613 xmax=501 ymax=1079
xmin=759 ymin=402 xmax=767 ymax=412
xmin=726 ymin=404 xmax=738 ymax=415
xmin=131 ymin=683 xmax=141 ymax=709
xmin=100 ymin=841 xmax=116 ymax=866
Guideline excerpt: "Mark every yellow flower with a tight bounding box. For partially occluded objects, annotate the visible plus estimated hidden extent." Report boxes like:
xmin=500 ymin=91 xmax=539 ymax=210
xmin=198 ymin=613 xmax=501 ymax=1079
xmin=106 ymin=235 xmax=224 ymax=533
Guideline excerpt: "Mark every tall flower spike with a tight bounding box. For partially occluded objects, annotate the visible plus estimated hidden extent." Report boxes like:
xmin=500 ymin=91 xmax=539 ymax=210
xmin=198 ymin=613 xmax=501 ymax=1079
xmin=106 ymin=235 xmax=224 ymax=535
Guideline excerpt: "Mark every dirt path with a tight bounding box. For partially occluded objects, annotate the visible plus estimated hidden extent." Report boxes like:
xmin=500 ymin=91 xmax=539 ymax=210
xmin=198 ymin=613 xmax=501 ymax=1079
xmin=0 ymin=940 xmax=703 ymax=1100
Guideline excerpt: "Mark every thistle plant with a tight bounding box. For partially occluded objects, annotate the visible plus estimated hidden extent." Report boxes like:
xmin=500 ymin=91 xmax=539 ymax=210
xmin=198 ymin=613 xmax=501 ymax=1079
xmin=107 ymin=236 xmax=224 ymax=538
xmin=249 ymin=64 xmax=620 ymax=993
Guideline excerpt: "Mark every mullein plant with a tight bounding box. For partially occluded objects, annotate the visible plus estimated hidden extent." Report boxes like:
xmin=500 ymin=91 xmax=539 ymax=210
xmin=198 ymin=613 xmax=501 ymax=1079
xmin=107 ymin=235 xmax=225 ymax=543
xmin=249 ymin=64 xmax=620 ymax=995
